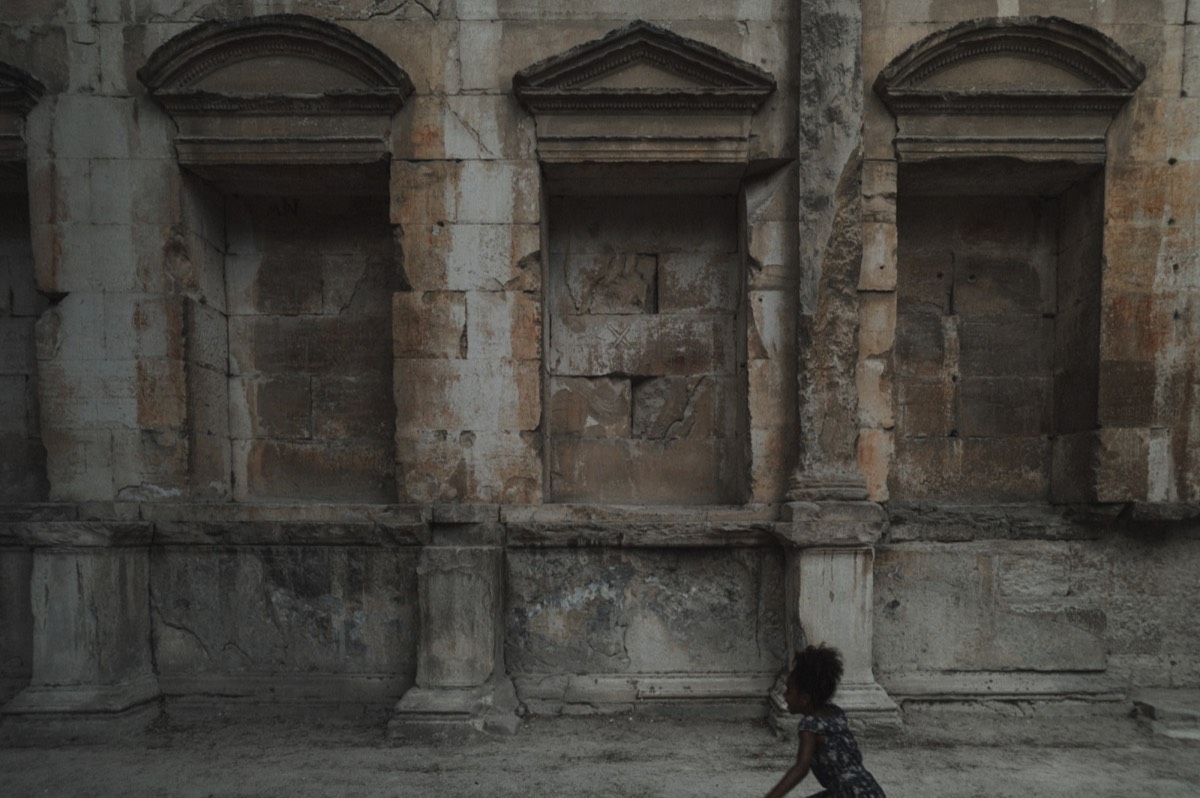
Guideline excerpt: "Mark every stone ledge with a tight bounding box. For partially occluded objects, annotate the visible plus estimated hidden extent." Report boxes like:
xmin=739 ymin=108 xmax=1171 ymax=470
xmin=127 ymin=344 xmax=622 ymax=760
xmin=514 ymin=672 xmax=776 ymax=717
xmin=885 ymin=502 xmax=1119 ymax=542
xmin=158 ymin=673 xmax=407 ymax=707
xmin=3 ymin=673 xmax=160 ymax=716
xmin=0 ymin=521 xmax=154 ymax=548
xmin=503 ymin=504 xmax=782 ymax=548
xmin=881 ymin=671 xmax=1126 ymax=701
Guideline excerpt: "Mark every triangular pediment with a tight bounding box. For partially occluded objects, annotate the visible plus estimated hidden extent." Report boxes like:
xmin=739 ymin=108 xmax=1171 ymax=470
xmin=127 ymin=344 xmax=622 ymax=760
xmin=876 ymin=17 xmax=1144 ymax=116
xmin=514 ymin=20 xmax=775 ymax=112
xmin=139 ymin=14 xmax=412 ymax=114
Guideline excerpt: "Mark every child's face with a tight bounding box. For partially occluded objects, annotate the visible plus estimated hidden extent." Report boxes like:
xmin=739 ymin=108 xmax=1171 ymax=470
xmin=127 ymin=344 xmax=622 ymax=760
xmin=783 ymin=678 xmax=812 ymax=715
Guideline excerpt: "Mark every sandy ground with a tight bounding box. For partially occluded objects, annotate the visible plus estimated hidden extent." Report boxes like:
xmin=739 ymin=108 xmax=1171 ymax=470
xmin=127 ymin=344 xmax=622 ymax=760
xmin=2 ymin=713 xmax=1199 ymax=798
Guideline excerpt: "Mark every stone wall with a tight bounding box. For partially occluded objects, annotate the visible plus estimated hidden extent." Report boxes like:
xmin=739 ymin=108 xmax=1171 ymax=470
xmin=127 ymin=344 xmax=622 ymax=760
xmin=0 ymin=0 xmax=1198 ymax=733
xmin=877 ymin=509 xmax=1200 ymax=695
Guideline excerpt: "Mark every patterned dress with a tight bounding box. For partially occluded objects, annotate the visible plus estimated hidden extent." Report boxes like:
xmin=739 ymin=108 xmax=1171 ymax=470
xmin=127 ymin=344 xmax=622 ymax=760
xmin=795 ymin=705 xmax=886 ymax=798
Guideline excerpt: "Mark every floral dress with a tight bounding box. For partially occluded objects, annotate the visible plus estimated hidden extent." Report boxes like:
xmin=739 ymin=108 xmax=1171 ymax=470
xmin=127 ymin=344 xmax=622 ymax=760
xmin=795 ymin=705 xmax=886 ymax=798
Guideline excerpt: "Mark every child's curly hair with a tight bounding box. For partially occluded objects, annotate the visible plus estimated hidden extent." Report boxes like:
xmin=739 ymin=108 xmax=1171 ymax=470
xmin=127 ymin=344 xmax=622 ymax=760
xmin=788 ymin=644 xmax=844 ymax=707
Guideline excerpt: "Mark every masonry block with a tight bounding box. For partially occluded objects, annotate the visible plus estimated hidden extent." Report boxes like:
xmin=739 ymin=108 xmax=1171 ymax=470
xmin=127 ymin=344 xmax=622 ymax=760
xmin=630 ymin=375 xmax=733 ymax=441
xmin=549 ymin=313 xmax=735 ymax=377
xmin=748 ymin=358 xmax=792 ymax=431
xmin=957 ymin=376 xmax=1051 ymax=437
xmin=859 ymin=221 xmax=897 ymax=291
xmin=892 ymin=437 xmax=1050 ymax=502
xmin=135 ymin=357 xmax=186 ymax=431
xmin=549 ymin=437 xmax=738 ymax=504
xmin=42 ymin=428 xmax=113 ymax=501
xmin=548 ymin=376 xmax=631 ymax=438
xmin=393 ymin=291 xmax=467 ymax=359
xmin=858 ymin=292 xmax=896 ymax=357
xmin=457 ymin=160 xmax=540 ymax=225
xmin=395 ymin=358 xmax=540 ymax=432
xmin=1095 ymin=427 xmax=1151 ymax=502
xmin=856 ymin=357 xmax=894 ymax=430
xmin=658 ymin=252 xmax=738 ymax=312
xmin=312 ymin=374 xmax=394 ymax=440
xmin=234 ymin=439 xmax=395 ymax=504
xmin=466 ymin=290 xmax=540 ymax=361
xmin=229 ymin=375 xmax=311 ymax=440
xmin=390 ymin=160 xmax=459 ymax=227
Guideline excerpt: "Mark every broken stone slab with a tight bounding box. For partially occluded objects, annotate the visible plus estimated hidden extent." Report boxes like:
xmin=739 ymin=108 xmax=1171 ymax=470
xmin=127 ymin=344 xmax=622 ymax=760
xmin=1132 ymin=689 xmax=1200 ymax=741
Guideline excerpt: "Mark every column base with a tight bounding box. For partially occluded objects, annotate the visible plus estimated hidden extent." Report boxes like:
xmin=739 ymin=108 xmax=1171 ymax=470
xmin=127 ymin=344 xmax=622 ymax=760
xmin=0 ymin=674 xmax=161 ymax=744
xmin=388 ymin=678 xmax=520 ymax=739
xmin=770 ymin=680 xmax=901 ymax=739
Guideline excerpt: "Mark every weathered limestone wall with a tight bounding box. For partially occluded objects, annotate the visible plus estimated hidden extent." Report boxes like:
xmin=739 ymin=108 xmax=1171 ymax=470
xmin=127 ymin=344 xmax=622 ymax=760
xmin=876 ymin=513 xmax=1200 ymax=694
xmin=856 ymin=0 xmax=1200 ymax=696
xmin=862 ymin=0 xmax=1200 ymax=503
xmin=506 ymin=547 xmax=786 ymax=679
xmin=153 ymin=544 xmax=418 ymax=706
xmin=0 ymin=0 xmax=1198 ymax=731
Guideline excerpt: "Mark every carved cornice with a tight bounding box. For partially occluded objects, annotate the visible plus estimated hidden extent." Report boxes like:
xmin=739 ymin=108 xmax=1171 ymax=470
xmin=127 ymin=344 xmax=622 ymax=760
xmin=875 ymin=16 xmax=1144 ymax=118
xmin=513 ymin=20 xmax=775 ymax=115
xmin=138 ymin=14 xmax=413 ymax=115
xmin=0 ymin=62 xmax=46 ymax=118
xmin=0 ymin=62 xmax=44 ymax=165
xmin=138 ymin=15 xmax=411 ymax=168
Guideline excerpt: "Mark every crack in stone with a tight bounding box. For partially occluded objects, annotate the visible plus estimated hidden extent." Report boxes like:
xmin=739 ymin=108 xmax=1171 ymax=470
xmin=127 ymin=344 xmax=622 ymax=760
xmin=364 ymin=1 xmax=409 ymax=20
xmin=445 ymin=96 xmax=496 ymax=158
xmin=156 ymin=610 xmax=213 ymax=661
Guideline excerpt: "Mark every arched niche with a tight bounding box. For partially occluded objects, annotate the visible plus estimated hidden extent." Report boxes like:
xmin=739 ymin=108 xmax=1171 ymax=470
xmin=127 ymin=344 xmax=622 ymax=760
xmin=139 ymin=17 xmax=412 ymax=503
xmin=139 ymin=14 xmax=413 ymax=176
xmin=874 ymin=18 xmax=1145 ymax=504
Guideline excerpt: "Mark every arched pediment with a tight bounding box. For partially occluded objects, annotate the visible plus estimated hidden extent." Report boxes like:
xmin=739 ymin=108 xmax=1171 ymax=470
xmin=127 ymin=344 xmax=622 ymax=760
xmin=139 ymin=14 xmax=412 ymax=113
xmin=876 ymin=16 xmax=1143 ymax=115
xmin=138 ymin=15 xmax=412 ymax=170
xmin=874 ymin=17 xmax=1145 ymax=162
xmin=0 ymin=62 xmax=45 ymax=164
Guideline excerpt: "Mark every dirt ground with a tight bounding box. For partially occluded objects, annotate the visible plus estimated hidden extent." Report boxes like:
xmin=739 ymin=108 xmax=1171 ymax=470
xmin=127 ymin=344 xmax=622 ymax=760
xmin=1 ymin=711 xmax=1198 ymax=798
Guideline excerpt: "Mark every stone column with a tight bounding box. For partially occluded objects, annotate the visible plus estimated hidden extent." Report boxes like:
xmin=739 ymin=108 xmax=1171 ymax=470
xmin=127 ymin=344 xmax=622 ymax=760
xmin=389 ymin=505 xmax=518 ymax=736
xmin=773 ymin=497 xmax=899 ymax=734
xmin=774 ymin=0 xmax=898 ymax=734
xmin=1 ymin=521 xmax=160 ymax=741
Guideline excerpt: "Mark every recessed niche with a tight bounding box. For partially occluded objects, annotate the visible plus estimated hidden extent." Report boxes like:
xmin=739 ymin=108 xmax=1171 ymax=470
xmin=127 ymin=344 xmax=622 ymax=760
xmin=224 ymin=186 xmax=399 ymax=503
xmin=891 ymin=159 xmax=1103 ymax=503
xmin=0 ymin=167 xmax=48 ymax=502
xmin=546 ymin=193 xmax=746 ymax=504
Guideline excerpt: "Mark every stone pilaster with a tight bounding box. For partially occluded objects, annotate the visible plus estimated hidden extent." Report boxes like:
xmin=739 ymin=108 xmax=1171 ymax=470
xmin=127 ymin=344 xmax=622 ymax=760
xmin=1 ymin=521 xmax=160 ymax=742
xmin=389 ymin=504 xmax=518 ymax=737
xmin=771 ymin=487 xmax=900 ymax=735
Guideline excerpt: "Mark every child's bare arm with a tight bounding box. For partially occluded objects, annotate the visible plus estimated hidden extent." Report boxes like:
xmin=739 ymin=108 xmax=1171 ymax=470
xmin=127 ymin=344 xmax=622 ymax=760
xmin=763 ymin=730 xmax=817 ymax=798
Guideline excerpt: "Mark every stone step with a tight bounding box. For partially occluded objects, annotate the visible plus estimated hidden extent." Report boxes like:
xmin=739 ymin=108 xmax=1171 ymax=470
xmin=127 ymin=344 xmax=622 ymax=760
xmin=1132 ymin=689 xmax=1200 ymax=741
